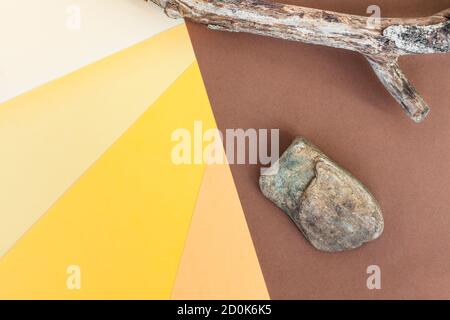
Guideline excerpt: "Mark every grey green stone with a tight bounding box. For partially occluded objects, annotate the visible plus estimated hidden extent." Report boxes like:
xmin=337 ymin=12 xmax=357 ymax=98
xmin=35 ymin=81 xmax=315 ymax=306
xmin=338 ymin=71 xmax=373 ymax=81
xmin=260 ymin=137 xmax=384 ymax=252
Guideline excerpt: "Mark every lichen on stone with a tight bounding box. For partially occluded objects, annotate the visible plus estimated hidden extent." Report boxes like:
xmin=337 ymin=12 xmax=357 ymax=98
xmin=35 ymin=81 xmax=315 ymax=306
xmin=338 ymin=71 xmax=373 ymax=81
xmin=260 ymin=137 xmax=384 ymax=252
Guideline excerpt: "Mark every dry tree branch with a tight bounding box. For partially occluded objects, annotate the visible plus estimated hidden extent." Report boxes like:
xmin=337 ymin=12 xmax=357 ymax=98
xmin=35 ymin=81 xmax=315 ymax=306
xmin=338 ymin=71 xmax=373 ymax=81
xmin=147 ymin=0 xmax=450 ymax=123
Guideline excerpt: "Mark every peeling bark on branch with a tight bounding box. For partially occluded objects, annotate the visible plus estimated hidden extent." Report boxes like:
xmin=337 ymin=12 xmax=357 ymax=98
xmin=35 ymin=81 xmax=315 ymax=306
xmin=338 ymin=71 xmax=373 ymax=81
xmin=147 ymin=0 xmax=450 ymax=123
xmin=366 ymin=56 xmax=430 ymax=122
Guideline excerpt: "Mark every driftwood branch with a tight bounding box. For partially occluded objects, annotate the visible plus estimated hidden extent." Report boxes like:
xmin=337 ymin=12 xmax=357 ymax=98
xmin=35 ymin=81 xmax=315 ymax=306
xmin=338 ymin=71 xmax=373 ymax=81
xmin=147 ymin=0 xmax=450 ymax=123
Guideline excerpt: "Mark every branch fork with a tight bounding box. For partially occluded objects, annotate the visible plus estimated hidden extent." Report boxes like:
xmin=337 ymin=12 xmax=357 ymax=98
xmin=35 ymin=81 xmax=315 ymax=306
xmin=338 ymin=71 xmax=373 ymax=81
xmin=147 ymin=0 xmax=450 ymax=123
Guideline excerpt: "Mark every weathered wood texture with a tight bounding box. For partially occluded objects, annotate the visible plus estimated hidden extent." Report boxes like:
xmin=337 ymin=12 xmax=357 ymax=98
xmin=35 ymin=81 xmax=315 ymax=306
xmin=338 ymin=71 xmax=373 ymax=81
xmin=147 ymin=0 xmax=449 ymax=123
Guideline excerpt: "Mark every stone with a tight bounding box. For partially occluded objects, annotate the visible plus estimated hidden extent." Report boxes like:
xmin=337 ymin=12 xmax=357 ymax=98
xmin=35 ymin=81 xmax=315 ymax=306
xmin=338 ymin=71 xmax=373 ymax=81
xmin=259 ymin=137 xmax=384 ymax=252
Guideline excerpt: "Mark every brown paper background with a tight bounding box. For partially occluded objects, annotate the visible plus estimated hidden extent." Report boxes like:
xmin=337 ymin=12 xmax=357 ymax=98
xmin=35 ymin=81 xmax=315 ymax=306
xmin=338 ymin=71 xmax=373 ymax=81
xmin=186 ymin=0 xmax=450 ymax=299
